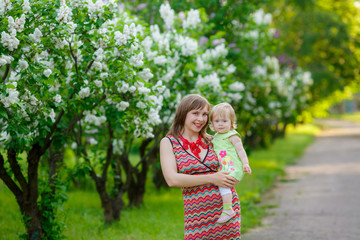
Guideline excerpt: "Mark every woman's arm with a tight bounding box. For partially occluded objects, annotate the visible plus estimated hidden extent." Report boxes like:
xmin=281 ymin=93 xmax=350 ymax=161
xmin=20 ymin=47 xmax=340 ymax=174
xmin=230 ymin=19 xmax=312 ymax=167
xmin=160 ymin=137 xmax=238 ymax=188
xmin=229 ymin=135 xmax=252 ymax=174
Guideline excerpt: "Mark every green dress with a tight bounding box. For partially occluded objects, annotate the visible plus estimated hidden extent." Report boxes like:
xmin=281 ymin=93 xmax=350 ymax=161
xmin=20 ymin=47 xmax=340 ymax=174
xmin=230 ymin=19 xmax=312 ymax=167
xmin=212 ymin=129 xmax=244 ymax=181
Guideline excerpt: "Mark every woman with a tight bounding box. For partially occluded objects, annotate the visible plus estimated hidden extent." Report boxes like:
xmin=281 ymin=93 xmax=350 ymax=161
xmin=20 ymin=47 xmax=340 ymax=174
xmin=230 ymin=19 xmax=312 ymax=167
xmin=160 ymin=94 xmax=241 ymax=239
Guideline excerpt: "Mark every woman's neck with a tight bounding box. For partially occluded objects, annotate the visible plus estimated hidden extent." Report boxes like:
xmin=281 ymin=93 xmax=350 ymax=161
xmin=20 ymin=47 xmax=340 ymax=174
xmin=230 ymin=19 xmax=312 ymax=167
xmin=181 ymin=130 xmax=200 ymax=142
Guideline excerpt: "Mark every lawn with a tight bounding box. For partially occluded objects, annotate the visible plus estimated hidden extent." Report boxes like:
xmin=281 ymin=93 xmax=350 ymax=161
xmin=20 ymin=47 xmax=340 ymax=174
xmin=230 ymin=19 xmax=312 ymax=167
xmin=0 ymin=124 xmax=319 ymax=239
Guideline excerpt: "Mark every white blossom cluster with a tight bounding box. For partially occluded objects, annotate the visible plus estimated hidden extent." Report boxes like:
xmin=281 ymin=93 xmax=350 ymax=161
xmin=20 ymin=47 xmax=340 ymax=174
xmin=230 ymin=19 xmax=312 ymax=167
xmin=0 ymin=54 xmax=13 ymax=66
xmin=0 ymin=86 xmax=19 ymax=107
xmin=196 ymin=72 xmax=221 ymax=92
xmin=252 ymin=9 xmax=272 ymax=25
xmin=183 ymin=9 xmax=201 ymax=30
xmin=159 ymin=3 xmax=175 ymax=30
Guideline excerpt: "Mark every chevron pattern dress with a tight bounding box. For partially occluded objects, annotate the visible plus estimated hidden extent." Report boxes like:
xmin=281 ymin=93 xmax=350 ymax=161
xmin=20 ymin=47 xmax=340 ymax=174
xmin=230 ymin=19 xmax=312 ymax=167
xmin=167 ymin=135 xmax=241 ymax=240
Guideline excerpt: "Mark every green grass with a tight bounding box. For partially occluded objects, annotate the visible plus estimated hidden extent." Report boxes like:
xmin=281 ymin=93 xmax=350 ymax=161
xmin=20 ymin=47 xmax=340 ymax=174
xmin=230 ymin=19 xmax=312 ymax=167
xmin=328 ymin=112 xmax=360 ymax=122
xmin=0 ymin=124 xmax=319 ymax=239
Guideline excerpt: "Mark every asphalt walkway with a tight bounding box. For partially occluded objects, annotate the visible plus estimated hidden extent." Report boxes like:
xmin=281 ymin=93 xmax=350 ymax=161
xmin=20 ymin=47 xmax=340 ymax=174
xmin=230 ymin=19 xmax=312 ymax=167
xmin=244 ymin=119 xmax=360 ymax=240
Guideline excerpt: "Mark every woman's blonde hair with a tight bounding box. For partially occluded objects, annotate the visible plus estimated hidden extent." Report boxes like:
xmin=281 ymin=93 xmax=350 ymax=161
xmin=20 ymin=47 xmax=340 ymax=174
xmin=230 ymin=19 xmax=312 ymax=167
xmin=210 ymin=102 xmax=237 ymax=131
xmin=167 ymin=94 xmax=211 ymax=143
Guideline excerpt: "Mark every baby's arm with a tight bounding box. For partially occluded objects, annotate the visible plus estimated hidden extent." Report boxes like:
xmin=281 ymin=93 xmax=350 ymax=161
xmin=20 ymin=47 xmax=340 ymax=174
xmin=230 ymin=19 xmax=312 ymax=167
xmin=229 ymin=135 xmax=252 ymax=175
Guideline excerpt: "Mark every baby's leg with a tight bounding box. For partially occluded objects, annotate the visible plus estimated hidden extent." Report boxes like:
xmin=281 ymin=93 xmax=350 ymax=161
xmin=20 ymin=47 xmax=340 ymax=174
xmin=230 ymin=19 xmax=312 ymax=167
xmin=217 ymin=187 xmax=235 ymax=223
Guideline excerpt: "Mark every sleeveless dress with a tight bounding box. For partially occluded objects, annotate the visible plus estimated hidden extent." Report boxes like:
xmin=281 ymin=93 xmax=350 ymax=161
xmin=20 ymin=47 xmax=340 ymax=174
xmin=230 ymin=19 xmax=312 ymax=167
xmin=212 ymin=130 xmax=244 ymax=182
xmin=167 ymin=135 xmax=241 ymax=240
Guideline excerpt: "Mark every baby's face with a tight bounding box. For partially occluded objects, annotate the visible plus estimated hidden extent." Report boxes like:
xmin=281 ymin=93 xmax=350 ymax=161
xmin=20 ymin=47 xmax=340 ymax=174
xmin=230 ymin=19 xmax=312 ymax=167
xmin=212 ymin=115 xmax=232 ymax=134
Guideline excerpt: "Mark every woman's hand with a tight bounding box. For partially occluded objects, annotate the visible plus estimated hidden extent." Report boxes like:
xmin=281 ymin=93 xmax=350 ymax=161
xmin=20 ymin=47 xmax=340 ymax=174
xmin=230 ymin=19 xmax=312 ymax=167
xmin=210 ymin=171 xmax=238 ymax=188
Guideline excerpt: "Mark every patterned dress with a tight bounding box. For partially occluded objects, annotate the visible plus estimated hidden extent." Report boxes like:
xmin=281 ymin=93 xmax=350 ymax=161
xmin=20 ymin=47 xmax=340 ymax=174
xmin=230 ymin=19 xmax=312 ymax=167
xmin=167 ymin=135 xmax=241 ymax=240
xmin=212 ymin=130 xmax=245 ymax=182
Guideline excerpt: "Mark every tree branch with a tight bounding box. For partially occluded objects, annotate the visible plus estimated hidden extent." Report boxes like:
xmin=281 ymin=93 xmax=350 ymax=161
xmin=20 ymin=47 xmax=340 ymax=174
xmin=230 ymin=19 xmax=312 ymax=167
xmin=1 ymin=64 xmax=10 ymax=82
xmin=0 ymin=152 xmax=23 ymax=200
xmin=68 ymin=42 xmax=79 ymax=75
xmin=101 ymin=121 xmax=113 ymax=180
xmin=7 ymin=148 xmax=28 ymax=191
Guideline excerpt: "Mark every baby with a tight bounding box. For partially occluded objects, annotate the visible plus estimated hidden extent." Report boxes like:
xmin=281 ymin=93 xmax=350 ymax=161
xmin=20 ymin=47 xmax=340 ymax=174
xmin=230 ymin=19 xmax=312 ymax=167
xmin=210 ymin=102 xmax=252 ymax=223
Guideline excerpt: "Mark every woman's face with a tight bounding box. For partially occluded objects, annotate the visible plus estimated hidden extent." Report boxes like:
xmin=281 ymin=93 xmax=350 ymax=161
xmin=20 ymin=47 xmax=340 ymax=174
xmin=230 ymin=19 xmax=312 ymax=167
xmin=184 ymin=106 xmax=209 ymax=134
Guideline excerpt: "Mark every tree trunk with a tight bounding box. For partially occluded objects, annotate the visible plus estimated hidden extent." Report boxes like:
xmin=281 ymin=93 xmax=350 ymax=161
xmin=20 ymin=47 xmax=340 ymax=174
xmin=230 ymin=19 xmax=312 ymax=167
xmin=94 ymin=178 xmax=125 ymax=224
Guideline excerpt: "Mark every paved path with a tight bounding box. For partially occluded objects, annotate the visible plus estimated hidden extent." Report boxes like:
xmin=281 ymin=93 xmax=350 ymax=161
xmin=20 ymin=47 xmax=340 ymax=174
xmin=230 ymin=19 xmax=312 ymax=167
xmin=244 ymin=119 xmax=360 ymax=240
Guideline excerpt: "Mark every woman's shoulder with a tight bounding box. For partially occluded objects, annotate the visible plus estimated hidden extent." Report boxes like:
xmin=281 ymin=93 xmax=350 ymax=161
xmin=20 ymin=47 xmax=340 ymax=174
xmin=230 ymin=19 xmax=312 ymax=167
xmin=161 ymin=135 xmax=178 ymax=145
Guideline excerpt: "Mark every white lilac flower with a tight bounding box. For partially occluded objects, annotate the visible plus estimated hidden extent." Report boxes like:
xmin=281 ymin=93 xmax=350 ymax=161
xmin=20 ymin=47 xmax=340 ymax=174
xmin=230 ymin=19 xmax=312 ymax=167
xmin=146 ymin=51 xmax=158 ymax=60
xmin=43 ymin=69 xmax=52 ymax=77
xmin=78 ymin=87 xmax=90 ymax=99
xmin=183 ymin=9 xmax=201 ymax=29
xmin=136 ymin=101 xmax=147 ymax=109
xmin=229 ymin=82 xmax=245 ymax=92
xmin=112 ymin=139 xmax=124 ymax=155
xmin=302 ymin=71 xmax=313 ymax=85
xmin=153 ymin=55 xmax=167 ymax=65
xmin=161 ymin=69 xmax=176 ymax=82
xmin=23 ymin=0 xmax=31 ymax=12
xmin=56 ymin=2 xmax=72 ymax=23
xmin=138 ymin=86 xmax=151 ymax=95
xmin=18 ymin=59 xmax=29 ymax=69
xmin=100 ymin=72 xmax=108 ymax=78
xmin=94 ymin=80 xmax=102 ymax=87
xmin=150 ymin=25 xmax=162 ymax=42
xmin=163 ymin=88 xmax=170 ymax=98
xmin=67 ymin=21 xmax=77 ymax=33
xmin=196 ymin=72 xmax=221 ymax=92
xmin=48 ymin=109 xmax=56 ymax=123
xmin=181 ymin=37 xmax=198 ymax=56
xmin=202 ymin=44 xmax=228 ymax=61
xmin=71 ymin=142 xmax=77 ymax=149
xmin=0 ymin=55 xmax=13 ymax=66
xmin=87 ymin=0 xmax=104 ymax=19
xmin=1 ymin=30 xmax=20 ymax=51
xmin=53 ymin=94 xmax=62 ymax=103
xmin=158 ymin=37 xmax=170 ymax=52
xmin=226 ymin=64 xmax=236 ymax=75
xmin=148 ymin=108 xmax=161 ymax=125
xmin=246 ymin=92 xmax=256 ymax=105
xmin=93 ymin=48 xmax=104 ymax=61
xmin=252 ymin=9 xmax=272 ymax=25
xmin=128 ymin=86 xmax=136 ymax=93
xmin=0 ymin=131 xmax=11 ymax=142
xmin=8 ymin=14 xmax=26 ymax=32
xmin=29 ymin=28 xmax=43 ymax=43
xmin=129 ymin=23 xmax=136 ymax=37
xmin=196 ymin=57 xmax=211 ymax=72
xmin=129 ymin=52 xmax=144 ymax=67
xmin=137 ymin=68 xmax=153 ymax=81
xmin=265 ymin=56 xmax=279 ymax=72
xmin=89 ymin=138 xmax=98 ymax=145
xmin=141 ymin=36 xmax=153 ymax=52
xmin=114 ymin=31 xmax=127 ymax=46
xmin=246 ymin=30 xmax=259 ymax=39
xmin=92 ymin=61 xmax=102 ymax=71
xmin=0 ymin=87 xmax=19 ymax=107
xmin=227 ymin=93 xmax=242 ymax=103
xmin=84 ymin=111 xmax=106 ymax=126
xmin=159 ymin=3 xmax=175 ymax=30
xmin=116 ymin=101 xmax=129 ymax=111
xmin=0 ymin=0 xmax=12 ymax=16
xmin=253 ymin=65 xmax=267 ymax=77
xmin=117 ymin=81 xmax=129 ymax=93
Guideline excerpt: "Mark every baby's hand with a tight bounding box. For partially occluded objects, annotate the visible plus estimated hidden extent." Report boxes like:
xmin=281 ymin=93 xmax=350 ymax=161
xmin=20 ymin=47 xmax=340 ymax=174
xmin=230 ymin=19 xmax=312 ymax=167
xmin=243 ymin=164 xmax=252 ymax=175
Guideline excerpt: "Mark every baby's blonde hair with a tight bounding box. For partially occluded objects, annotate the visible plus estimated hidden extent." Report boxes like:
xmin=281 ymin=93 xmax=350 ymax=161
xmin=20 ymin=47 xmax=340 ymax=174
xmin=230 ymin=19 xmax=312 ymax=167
xmin=210 ymin=102 xmax=237 ymax=131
